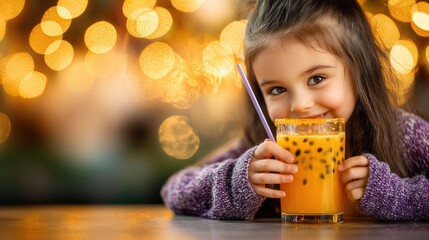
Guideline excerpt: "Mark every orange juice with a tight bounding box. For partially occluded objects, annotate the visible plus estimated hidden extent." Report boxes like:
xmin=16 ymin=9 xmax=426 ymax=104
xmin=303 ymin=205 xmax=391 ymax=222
xmin=275 ymin=118 xmax=345 ymax=223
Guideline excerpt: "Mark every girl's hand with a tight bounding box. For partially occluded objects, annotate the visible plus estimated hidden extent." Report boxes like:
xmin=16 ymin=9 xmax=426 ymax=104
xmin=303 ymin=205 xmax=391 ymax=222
xmin=338 ymin=156 xmax=369 ymax=202
xmin=249 ymin=140 xmax=297 ymax=198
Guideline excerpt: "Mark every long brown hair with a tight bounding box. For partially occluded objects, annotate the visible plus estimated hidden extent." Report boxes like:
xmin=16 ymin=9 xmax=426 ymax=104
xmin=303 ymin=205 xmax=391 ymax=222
xmin=242 ymin=0 xmax=410 ymax=177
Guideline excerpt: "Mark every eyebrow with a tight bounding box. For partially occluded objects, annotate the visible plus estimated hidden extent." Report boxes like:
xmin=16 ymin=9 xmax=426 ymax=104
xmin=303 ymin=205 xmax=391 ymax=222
xmin=259 ymin=64 xmax=335 ymax=87
xmin=301 ymin=65 xmax=335 ymax=77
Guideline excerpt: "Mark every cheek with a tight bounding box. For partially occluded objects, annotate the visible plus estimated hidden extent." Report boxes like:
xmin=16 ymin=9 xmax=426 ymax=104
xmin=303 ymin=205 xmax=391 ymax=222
xmin=319 ymin=84 xmax=356 ymax=118
xmin=267 ymin=101 xmax=289 ymax=122
xmin=320 ymin=90 xmax=345 ymax=108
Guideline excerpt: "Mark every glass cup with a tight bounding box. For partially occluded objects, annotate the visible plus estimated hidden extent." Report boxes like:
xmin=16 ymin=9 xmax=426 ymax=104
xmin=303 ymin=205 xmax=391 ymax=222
xmin=275 ymin=118 xmax=345 ymax=223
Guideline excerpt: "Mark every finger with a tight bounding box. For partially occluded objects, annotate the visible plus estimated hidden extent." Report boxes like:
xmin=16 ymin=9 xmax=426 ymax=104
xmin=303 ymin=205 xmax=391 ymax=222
xmin=345 ymin=179 xmax=367 ymax=193
xmin=346 ymin=188 xmax=364 ymax=202
xmin=249 ymin=159 xmax=298 ymax=174
xmin=338 ymin=156 xmax=368 ymax=171
xmin=253 ymin=185 xmax=286 ymax=198
xmin=249 ymin=172 xmax=294 ymax=185
xmin=340 ymin=166 xmax=369 ymax=184
xmin=254 ymin=141 xmax=294 ymax=163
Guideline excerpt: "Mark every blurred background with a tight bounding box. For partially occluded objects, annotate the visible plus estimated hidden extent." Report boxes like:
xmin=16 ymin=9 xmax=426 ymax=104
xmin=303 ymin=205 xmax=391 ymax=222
xmin=0 ymin=0 xmax=428 ymax=205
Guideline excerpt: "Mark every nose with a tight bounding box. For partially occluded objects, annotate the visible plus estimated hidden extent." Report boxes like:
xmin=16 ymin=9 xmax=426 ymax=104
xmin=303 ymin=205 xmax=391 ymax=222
xmin=290 ymin=93 xmax=313 ymax=113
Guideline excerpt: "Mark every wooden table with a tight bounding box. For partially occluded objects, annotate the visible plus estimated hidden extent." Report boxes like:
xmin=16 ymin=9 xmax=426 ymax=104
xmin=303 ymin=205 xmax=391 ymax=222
xmin=0 ymin=205 xmax=428 ymax=239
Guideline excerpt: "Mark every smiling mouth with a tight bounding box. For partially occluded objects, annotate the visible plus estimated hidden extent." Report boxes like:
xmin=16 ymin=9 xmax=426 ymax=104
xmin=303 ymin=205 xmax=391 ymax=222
xmin=302 ymin=112 xmax=328 ymax=119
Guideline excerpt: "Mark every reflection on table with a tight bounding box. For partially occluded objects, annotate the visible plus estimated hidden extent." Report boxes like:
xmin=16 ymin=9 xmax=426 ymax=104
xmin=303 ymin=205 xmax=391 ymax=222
xmin=0 ymin=205 xmax=428 ymax=240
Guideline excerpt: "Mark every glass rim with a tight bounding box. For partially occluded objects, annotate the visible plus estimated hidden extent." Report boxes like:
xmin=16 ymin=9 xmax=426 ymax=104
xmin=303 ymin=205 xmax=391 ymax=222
xmin=275 ymin=118 xmax=345 ymax=126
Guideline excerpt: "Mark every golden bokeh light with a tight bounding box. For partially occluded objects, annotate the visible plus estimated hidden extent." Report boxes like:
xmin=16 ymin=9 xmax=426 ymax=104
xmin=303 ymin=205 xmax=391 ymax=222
xmin=0 ymin=56 xmax=8 ymax=83
xmin=390 ymin=45 xmax=414 ymax=74
xmin=146 ymin=7 xmax=173 ymax=39
xmin=411 ymin=21 xmax=429 ymax=37
xmin=1 ymin=52 xmax=34 ymax=96
xmin=192 ymin=0 xmax=236 ymax=29
xmin=387 ymin=71 xmax=415 ymax=106
xmin=0 ymin=0 xmax=25 ymax=20
xmin=56 ymin=6 xmax=72 ymax=20
xmin=66 ymin=62 xmax=95 ymax=93
xmin=140 ymin=42 xmax=176 ymax=79
xmin=41 ymin=21 xmax=63 ymax=37
xmin=163 ymin=56 xmax=201 ymax=109
xmin=388 ymin=0 xmax=415 ymax=23
xmin=84 ymin=50 xmax=120 ymax=78
xmin=426 ymin=45 xmax=429 ymax=64
xmin=411 ymin=2 xmax=429 ymax=31
xmin=135 ymin=10 xmax=158 ymax=37
xmin=3 ymin=77 xmax=21 ymax=96
xmin=122 ymin=0 xmax=157 ymax=19
xmin=370 ymin=14 xmax=400 ymax=49
xmin=171 ymin=0 xmax=205 ymax=13
xmin=397 ymin=71 xmax=415 ymax=93
xmin=19 ymin=71 xmax=47 ymax=98
xmin=0 ymin=19 xmax=5 ymax=41
xmin=158 ymin=115 xmax=200 ymax=160
xmin=57 ymin=0 xmax=88 ymax=19
xmin=126 ymin=8 xmax=159 ymax=38
xmin=84 ymin=21 xmax=117 ymax=54
xmin=0 ymin=112 xmax=11 ymax=144
xmin=29 ymin=23 xmax=63 ymax=54
xmin=220 ymin=69 xmax=243 ymax=90
xmin=365 ymin=11 xmax=374 ymax=21
xmin=390 ymin=39 xmax=418 ymax=74
xmin=44 ymin=40 xmax=74 ymax=71
xmin=135 ymin=49 xmax=202 ymax=109
xmin=220 ymin=20 xmax=247 ymax=61
xmin=202 ymin=41 xmax=235 ymax=93
xmin=357 ymin=0 xmax=366 ymax=6
xmin=41 ymin=6 xmax=72 ymax=36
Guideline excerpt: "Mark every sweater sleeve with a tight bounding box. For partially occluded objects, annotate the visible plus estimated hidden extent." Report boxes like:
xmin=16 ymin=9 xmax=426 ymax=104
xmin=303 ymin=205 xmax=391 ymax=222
xmin=358 ymin=111 xmax=429 ymax=221
xmin=160 ymin=146 xmax=266 ymax=220
xmin=358 ymin=154 xmax=429 ymax=221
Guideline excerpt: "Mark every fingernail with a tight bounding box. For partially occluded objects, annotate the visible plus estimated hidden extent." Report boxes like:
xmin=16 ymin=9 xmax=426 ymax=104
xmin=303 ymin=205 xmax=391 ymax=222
xmin=338 ymin=164 xmax=343 ymax=171
xmin=290 ymin=165 xmax=298 ymax=173
xmin=285 ymin=175 xmax=293 ymax=182
xmin=285 ymin=152 xmax=294 ymax=162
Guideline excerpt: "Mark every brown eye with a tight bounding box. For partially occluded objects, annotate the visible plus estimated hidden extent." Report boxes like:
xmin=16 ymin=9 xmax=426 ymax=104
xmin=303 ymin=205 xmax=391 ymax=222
xmin=269 ymin=87 xmax=287 ymax=95
xmin=308 ymin=75 xmax=325 ymax=86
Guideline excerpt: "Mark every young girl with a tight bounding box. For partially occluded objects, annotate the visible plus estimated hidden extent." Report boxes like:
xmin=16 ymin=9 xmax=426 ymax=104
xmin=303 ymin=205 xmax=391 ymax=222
xmin=161 ymin=0 xmax=429 ymax=221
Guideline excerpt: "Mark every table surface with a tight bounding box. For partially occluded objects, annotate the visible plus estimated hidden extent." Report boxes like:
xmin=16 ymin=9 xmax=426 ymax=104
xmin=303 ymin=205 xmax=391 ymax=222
xmin=0 ymin=205 xmax=428 ymax=240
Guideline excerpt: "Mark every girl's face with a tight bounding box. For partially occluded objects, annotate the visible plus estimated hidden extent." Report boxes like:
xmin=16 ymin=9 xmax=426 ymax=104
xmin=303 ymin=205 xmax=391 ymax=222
xmin=252 ymin=37 xmax=357 ymax=122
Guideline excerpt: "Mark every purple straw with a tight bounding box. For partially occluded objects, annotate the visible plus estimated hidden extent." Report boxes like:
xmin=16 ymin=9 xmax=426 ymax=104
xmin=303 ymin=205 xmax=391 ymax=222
xmin=237 ymin=64 xmax=276 ymax=141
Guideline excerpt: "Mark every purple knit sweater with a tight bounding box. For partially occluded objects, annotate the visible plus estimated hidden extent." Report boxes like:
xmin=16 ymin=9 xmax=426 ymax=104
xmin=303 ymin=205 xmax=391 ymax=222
xmin=161 ymin=110 xmax=429 ymax=221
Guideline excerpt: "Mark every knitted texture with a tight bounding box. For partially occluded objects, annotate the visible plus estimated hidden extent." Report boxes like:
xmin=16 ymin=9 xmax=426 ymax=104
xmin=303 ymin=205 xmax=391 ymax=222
xmin=161 ymin=110 xmax=429 ymax=221
xmin=161 ymin=146 xmax=265 ymax=220
xmin=359 ymin=110 xmax=429 ymax=221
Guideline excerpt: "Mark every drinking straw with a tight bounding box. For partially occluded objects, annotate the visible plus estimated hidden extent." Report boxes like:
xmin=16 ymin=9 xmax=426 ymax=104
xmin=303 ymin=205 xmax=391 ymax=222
xmin=237 ymin=64 xmax=276 ymax=141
